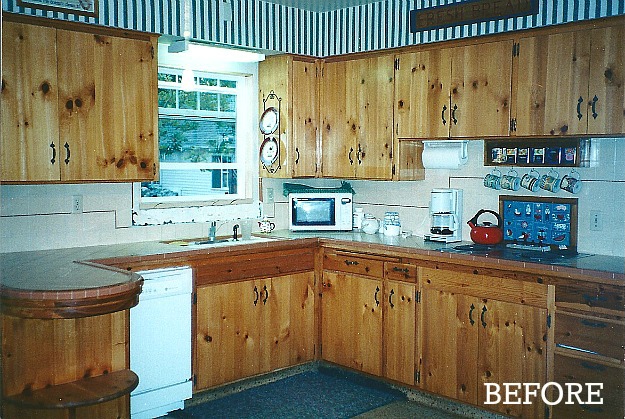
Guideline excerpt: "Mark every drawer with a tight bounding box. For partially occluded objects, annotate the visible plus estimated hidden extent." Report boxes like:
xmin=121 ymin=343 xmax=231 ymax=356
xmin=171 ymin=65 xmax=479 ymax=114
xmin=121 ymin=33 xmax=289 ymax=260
xmin=384 ymin=262 xmax=417 ymax=282
xmin=323 ymin=251 xmax=386 ymax=278
xmin=553 ymin=354 xmax=624 ymax=418
xmin=555 ymin=312 xmax=625 ymax=360
xmin=556 ymin=283 xmax=624 ymax=315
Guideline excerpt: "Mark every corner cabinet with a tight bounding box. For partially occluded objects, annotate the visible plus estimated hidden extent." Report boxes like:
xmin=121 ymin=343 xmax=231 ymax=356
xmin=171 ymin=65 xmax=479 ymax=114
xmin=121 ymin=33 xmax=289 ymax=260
xmin=320 ymin=55 xmax=395 ymax=179
xmin=513 ymin=23 xmax=625 ymax=136
xmin=1 ymin=15 xmax=159 ymax=182
xmin=419 ymin=267 xmax=553 ymax=418
xmin=258 ymin=55 xmax=319 ymax=178
xmin=394 ymin=40 xmax=512 ymax=139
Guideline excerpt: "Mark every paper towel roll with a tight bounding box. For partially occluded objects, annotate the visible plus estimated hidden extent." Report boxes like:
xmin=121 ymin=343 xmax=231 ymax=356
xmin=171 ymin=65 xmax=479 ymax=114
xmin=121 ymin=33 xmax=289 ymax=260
xmin=422 ymin=140 xmax=468 ymax=169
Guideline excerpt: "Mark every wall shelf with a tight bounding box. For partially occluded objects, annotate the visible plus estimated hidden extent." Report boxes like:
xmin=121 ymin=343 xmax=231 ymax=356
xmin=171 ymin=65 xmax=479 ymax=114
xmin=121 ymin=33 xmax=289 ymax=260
xmin=484 ymin=138 xmax=585 ymax=167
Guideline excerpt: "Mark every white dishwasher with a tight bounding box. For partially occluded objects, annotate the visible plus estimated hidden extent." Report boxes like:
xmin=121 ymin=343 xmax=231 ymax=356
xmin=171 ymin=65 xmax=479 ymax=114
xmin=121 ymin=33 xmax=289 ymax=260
xmin=130 ymin=266 xmax=193 ymax=419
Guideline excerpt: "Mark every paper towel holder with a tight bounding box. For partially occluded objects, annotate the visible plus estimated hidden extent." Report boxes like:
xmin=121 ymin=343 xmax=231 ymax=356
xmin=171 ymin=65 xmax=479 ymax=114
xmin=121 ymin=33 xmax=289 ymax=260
xmin=422 ymin=140 xmax=469 ymax=169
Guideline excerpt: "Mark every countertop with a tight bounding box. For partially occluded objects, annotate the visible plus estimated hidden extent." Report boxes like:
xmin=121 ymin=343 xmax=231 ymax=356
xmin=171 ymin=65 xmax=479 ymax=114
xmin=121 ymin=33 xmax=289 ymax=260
xmin=1 ymin=231 xmax=623 ymax=303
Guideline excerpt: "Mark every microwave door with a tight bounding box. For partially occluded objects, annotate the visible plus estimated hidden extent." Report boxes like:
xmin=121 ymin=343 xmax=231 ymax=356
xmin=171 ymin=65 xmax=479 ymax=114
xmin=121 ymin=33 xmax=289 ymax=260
xmin=292 ymin=198 xmax=335 ymax=227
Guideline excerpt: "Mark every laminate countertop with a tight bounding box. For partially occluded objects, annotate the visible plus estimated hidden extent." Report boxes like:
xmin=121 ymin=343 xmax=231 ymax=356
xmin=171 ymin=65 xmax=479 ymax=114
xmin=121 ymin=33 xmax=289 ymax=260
xmin=1 ymin=231 xmax=623 ymax=307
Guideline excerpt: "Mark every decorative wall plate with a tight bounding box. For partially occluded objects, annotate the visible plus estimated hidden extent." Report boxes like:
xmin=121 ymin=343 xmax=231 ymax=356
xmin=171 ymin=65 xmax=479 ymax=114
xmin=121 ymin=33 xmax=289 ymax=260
xmin=259 ymin=107 xmax=279 ymax=134
xmin=260 ymin=136 xmax=279 ymax=166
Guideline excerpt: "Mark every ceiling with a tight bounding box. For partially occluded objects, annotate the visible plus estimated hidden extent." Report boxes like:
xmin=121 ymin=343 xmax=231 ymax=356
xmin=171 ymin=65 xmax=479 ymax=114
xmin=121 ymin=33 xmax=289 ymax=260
xmin=263 ymin=0 xmax=380 ymax=12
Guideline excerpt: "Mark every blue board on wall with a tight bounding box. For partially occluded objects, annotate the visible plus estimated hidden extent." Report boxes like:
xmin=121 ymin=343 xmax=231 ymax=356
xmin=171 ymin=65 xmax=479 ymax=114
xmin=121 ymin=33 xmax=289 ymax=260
xmin=499 ymin=195 xmax=578 ymax=251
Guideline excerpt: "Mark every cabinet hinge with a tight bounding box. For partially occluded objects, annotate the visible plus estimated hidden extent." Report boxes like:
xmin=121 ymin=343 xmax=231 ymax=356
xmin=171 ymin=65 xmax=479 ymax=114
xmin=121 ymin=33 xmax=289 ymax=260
xmin=547 ymin=313 xmax=552 ymax=329
xmin=512 ymin=42 xmax=520 ymax=57
xmin=416 ymin=291 xmax=421 ymax=303
xmin=509 ymin=118 xmax=517 ymax=132
xmin=392 ymin=164 xmax=396 ymax=176
xmin=193 ymin=374 xmax=197 ymax=386
xmin=394 ymin=57 xmax=400 ymax=70
xmin=415 ymin=370 xmax=421 ymax=384
xmin=193 ymin=292 xmax=197 ymax=305
xmin=153 ymin=163 xmax=157 ymax=177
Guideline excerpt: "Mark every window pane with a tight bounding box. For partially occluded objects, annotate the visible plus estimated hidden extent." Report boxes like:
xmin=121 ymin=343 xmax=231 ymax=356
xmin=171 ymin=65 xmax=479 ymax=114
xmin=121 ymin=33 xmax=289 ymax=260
xmin=178 ymin=90 xmax=197 ymax=110
xmin=199 ymin=77 xmax=218 ymax=86
xmin=220 ymin=80 xmax=237 ymax=88
xmin=199 ymin=92 xmax=219 ymax=111
xmin=142 ymin=168 xmax=237 ymax=197
xmin=220 ymin=94 xmax=236 ymax=112
xmin=158 ymin=88 xmax=177 ymax=108
xmin=158 ymin=116 xmax=236 ymax=163
xmin=158 ymin=73 xmax=177 ymax=82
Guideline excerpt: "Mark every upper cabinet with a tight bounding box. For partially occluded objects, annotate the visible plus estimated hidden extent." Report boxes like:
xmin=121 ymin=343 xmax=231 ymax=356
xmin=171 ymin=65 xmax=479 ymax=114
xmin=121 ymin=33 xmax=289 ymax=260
xmin=395 ymin=40 xmax=513 ymax=139
xmin=1 ymin=16 xmax=159 ymax=183
xmin=320 ymin=55 xmax=395 ymax=179
xmin=258 ymin=55 xmax=319 ymax=178
xmin=512 ymin=23 xmax=625 ymax=136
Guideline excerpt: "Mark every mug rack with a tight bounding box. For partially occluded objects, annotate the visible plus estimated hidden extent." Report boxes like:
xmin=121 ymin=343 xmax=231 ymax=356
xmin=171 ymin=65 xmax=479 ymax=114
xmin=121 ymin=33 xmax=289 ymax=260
xmin=484 ymin=138 xmax=585 ymax=167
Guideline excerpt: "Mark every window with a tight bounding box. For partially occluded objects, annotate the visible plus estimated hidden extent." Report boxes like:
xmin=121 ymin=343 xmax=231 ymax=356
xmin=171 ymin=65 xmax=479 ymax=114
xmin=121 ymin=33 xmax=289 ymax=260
xmin=141 ymin=68 xmax=248 ymax=202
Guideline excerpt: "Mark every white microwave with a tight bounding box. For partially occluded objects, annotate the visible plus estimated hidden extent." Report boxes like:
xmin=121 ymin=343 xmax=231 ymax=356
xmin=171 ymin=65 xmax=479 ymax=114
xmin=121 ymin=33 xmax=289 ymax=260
xmin=288 ymin=192 xmax=353 ymax=231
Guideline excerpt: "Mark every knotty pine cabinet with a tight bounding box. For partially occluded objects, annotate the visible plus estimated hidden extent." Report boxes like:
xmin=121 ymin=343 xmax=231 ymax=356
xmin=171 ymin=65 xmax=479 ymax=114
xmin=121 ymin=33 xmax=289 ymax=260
xmin=513 ymin=23 xmax=625 ymax=137
xmin=1 ymin=15 xmax=158 ymax=182
xmin=195 ymin=271 xmax=315 ymax=390
xmin=394 ymin=40 xmax=513 ymax=139
xmin=258 ymin=55 xmax=319 ymax=178
xmin=419 ymin=267 xmax=552 ymax=418
xmin=320 ymin=55 xmax=395 ymax=179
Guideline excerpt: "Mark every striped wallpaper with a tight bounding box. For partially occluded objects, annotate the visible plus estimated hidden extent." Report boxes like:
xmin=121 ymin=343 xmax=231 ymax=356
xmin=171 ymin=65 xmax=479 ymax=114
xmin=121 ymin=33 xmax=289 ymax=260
xmin=2 ymin=0 xmax=624 ymax=56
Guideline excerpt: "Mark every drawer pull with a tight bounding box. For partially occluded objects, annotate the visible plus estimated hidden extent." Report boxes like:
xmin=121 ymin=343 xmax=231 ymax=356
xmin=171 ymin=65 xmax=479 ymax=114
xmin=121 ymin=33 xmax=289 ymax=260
xmin=581 ymin=361 xmax=606 ymax=372
xmin=344 ymin=259 xmax=359 ymax=266
xmin=580 ymin=319 xmax=607 ymax=328
xmin=392 ymin=267 xmax=409 ymax=273
xmin=582 ymin=293 xmax=608 ymax=305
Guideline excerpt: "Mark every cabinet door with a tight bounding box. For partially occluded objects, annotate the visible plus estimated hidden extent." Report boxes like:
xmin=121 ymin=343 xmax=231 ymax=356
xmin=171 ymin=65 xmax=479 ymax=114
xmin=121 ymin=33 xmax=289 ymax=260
xmin=260 ymin=272 xmax=315 ymax=372
xmin=321 ymin=271 xmax=382 ymax=375
xmin=587 ymin=24 xmax=625 ymax=135
xmin=320 ymin=60 xmax=353 ymax=178
xmin=450 ymin=40 xmax=512 ymax=138
xmin=1 ymin=22 xmax=60 ymax=181
xmin=57 ymin=30 xmax=157 ymax=181
xmin=394 ymin=49 xmax=452 ymax=139
xmin=292 ymin=60 xmax=319 ymax=177
xmin=195 ymin=281 xmax=261 ymax=390
xmin=383 ymin=280 xmax=416 ymax=386
xmin=420 ymin=285 xmax=478 ymax=404
xmin=514 ymin=31 xmax=590 ymax=136
xmin=478 ymin=299 xmax=547 ymax=418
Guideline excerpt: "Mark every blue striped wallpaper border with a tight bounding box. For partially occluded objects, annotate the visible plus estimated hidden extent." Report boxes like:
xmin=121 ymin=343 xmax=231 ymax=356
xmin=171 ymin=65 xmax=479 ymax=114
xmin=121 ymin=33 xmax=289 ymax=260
xmin=2 ymin=0 xmax=623 ymax=56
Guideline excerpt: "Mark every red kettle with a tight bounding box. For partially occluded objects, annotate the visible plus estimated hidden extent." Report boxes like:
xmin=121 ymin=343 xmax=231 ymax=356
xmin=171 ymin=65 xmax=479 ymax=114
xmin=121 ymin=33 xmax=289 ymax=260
xmin=467 ymin=209 xmax=503 ymax=245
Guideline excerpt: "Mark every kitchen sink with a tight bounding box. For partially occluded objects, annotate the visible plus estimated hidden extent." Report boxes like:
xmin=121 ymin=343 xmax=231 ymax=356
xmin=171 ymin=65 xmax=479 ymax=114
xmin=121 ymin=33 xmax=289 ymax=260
xmin=163 ymin=236 xmax=274 ymax=248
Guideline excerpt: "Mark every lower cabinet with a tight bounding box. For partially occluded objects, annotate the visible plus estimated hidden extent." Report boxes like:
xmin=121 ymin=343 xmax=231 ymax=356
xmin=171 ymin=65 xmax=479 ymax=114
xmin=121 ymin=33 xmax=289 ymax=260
xmin=419 ymin=267 xmax=551 ymax=418
xmin=195 ymin=271 xmax=315 ymax=390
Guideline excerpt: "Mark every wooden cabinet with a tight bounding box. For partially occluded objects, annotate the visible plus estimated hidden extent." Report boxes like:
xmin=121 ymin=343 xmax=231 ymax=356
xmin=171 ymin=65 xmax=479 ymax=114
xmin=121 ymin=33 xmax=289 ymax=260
xmin=553 ymin=282 xmax=625 ymax=418
xmin=195 ymin=271 xmax=315 ymax=390
xmin=420 ymin=267 xmax=551 ymax=418
xmin=513 ymin=23 xmax=625 ymax=136
xmin=1 ymin=16 xmax=158 ymax=182
xmin=259 ymin=55 xmax=318 ymax=178
xmin=320 ymin=55 xmax=395 ymax=179
xmin=394 ymin=40 xmax=512 ymax=139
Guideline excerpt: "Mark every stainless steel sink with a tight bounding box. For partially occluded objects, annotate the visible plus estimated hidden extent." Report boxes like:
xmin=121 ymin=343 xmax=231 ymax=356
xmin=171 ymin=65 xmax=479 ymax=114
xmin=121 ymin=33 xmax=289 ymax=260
xmin=163 ymin=236 xmax=274 ymax=248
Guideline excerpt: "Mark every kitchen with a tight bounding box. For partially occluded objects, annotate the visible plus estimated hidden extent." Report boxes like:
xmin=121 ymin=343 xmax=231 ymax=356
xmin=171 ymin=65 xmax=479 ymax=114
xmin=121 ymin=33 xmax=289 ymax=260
xmin=1 ymin=0 xmax=624 ymax=418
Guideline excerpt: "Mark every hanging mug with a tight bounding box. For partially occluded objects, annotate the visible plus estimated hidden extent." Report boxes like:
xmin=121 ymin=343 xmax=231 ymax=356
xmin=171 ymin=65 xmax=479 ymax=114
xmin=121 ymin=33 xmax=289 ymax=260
xmin=560 ymin=170 xmax=582 ymax=194
xmin=520 ymin=169 xmax=540 ymax=192
xmin=501 ymin=169 xmax=521 ymax=191
xmin=539 ymin=169 xmax=561 ymax=193
xmin=483 ymin=168 xmax=502 ymax=190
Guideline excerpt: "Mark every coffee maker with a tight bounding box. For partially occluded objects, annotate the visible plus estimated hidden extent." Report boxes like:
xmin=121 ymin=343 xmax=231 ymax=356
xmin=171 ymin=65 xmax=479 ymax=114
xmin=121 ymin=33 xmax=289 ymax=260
xmin=425 ymin=188 xmax=463 ymax=243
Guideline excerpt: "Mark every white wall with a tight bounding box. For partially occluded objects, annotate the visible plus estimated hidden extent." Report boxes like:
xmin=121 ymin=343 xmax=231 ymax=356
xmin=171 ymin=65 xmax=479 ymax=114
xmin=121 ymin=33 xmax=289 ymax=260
xmin=262 ymin=138 xmax=625 ymax=257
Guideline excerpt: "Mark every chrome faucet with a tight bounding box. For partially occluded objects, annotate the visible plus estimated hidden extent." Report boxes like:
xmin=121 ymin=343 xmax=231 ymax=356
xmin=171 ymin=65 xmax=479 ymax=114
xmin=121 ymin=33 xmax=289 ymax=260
xmin=208 ymin=221 xmax=217 ymax=242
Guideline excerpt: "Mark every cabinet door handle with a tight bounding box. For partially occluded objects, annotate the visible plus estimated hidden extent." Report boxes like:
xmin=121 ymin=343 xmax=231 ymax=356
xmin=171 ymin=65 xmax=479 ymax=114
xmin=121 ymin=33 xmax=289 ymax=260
xmin=591 ymin=95 xmax=598 ymax=119
xmin=253 ymin=285 xmax=259 ymax=306
xmin=469 ymin=303 xmax=475 ymax=326
xmin=374 ymin=286 xmax=380 ymax=306
xmin=577 ymin=96 xmax=584 ymax=120
xmin=392 ymin=267 xmax=409 ymax=273
xmin=581 ymin=319 xmax=607 ymax=328
xmin=50 ymin=142 xmax=56 ymax=164
xmin=481 ymin=305 xmax=488 ymax=328
xmin=581 ymin=361 xmax=606 ymax=372
xmin=348 ymin=147 xmax=354 ymax=165
xmin=295 ymin=147 xmax=300 ymax=165
xmin=441 ymin=105 xmax=447 ymax=125
xmin=357 ymin=143 xmax=363 ymax=164
xmin=64 ymin=142 xmax=71 ymax=164
xmin=451 ymin=104 xmax=458 ymax=125
xmin=262 ymin=284 xmax=269 ymax=305
xmin=389 ymin=289 xmax=395 ymax=308
xmin=344 ymin=259 xmax=359 ymax=266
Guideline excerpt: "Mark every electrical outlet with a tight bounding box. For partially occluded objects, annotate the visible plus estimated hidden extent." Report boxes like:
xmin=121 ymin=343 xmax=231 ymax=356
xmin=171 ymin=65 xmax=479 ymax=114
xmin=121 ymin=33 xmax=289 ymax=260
xmin=590 ymin=210 xmax=602 ymax=231
xmin=72 ymin=195 xmax=83 ymax=213
xmin=266 ymin=188 xmax=274 ymax=203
